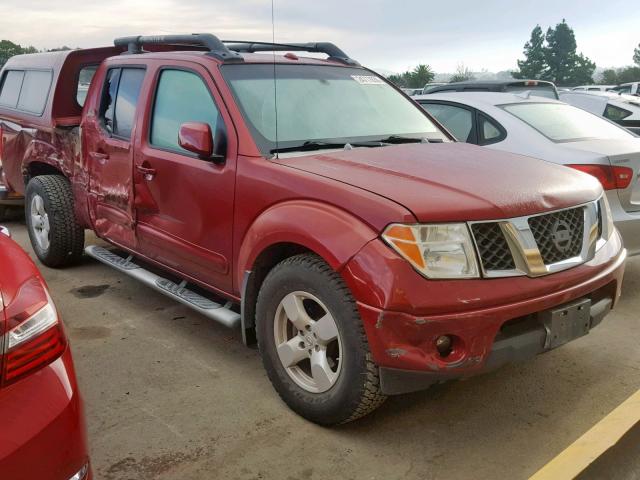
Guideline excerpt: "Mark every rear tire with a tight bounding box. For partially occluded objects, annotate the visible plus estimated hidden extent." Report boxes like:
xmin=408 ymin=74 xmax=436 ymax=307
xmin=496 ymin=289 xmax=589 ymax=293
xmin=256 ymin=253 xmax=386 ymax=425
xmin=25 ymin=175 xmax=84 ymax=267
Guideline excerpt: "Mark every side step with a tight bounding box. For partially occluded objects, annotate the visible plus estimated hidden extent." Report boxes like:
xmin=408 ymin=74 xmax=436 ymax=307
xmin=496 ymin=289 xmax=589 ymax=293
xmin=85 ymin=245 xmax=241 ymax=328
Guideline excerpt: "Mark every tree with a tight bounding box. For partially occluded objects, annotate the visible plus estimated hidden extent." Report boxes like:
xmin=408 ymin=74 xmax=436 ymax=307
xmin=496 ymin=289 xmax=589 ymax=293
xmin=600 ymin=69 xmax=618 ymax=85
xmin=512 ymin=20 xmax=596 ymax=86
xmin=449 ymin=63 xmax=475 ymax=83
xmin=513 ymin=25 xmax=546 ymax=79
xmin=0 ymin=40 xmax=37 ymax=69
xmin=387 ymin=64 xmax=435 ymax=88
xmin=634 ymin=43 xmax=640 ymax=66
xmin=542 ymin=20 xmax=595 ymax=86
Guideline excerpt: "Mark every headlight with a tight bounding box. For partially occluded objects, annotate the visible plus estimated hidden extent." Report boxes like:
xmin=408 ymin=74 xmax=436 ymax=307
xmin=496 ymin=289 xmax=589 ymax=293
xmin=382 ymin=223 xmax=480 ymax=279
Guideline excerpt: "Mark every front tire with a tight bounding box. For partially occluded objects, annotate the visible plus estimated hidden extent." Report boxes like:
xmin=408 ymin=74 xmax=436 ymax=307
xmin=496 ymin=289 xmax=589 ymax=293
xmin=25 ymin=175 xmax=84 ymax=267
xmin=256 ymin=253 xmax=386 ymax=425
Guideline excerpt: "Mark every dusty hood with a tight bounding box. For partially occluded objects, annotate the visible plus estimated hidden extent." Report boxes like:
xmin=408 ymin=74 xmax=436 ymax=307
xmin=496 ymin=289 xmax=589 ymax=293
xmin=275 ymin=143 xmax=603 ymax=222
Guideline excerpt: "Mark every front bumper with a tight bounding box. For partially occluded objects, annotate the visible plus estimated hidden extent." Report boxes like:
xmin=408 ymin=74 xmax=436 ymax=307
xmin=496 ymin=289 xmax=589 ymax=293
xmin=0 ymin=347 xmax=91 ymax=480
xmin=341 ymin=231 xmax=626 ymax=394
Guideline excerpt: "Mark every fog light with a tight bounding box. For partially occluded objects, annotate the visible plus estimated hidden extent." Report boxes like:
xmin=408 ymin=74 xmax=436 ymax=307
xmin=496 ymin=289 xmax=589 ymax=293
xmin=435 ymin=335 xmax=453 ymax=357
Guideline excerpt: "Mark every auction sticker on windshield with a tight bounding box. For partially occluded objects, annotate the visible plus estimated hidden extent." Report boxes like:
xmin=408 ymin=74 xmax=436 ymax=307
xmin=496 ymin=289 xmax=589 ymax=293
xmin=351 ymin=75 xmax=385 ymax=85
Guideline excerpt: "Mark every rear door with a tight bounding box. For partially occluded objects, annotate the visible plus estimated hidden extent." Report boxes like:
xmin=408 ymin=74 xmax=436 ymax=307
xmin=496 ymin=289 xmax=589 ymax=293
xmin=133 ymin=62 xmax=237 ymax=292
xmin=82 ymin=66 xmax=146 ymax=248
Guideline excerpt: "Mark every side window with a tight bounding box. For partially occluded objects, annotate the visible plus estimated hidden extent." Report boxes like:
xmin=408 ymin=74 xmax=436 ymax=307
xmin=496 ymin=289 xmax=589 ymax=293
xmin=150 ymin=69 xmax=221 ymax=154
xmin=0 ymin=70 xmax=25 ymax=108
xmin=0 ymin=70 xmax=52 ymax=114
xmin=478 ymin=114 xmax=505 ymax=145
xmin=421 ymin=103 xmax=474 ymax=142
xmin=77 ymin=65 xmax=98 ymax=107
xmin=99 ymin=68 xmax=145 ymax=139
xmin=604 ymin=104 xmax=632 ymax=121
xmin=17 ymin=70 xmax=53 ymax=114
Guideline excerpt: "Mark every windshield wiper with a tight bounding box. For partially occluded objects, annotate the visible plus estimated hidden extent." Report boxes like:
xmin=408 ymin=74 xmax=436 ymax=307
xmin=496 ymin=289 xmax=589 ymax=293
xmin=372 ymin=135 xmax=434 ymax=144
xmin=271 ymin=140 xmax=384 ymax=154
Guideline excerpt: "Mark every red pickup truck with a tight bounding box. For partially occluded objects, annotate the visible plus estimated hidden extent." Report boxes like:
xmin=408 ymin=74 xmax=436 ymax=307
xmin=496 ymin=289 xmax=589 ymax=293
xmin=0 ymin=34 xmax=626 ymax=424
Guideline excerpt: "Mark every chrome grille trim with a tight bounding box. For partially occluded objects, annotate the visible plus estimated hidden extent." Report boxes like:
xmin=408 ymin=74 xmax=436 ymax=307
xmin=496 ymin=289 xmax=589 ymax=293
xmin=469 ymin=198 xmax=605 ymax=278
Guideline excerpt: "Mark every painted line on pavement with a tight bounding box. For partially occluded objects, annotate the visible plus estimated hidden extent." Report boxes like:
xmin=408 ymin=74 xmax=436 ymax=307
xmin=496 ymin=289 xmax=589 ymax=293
xmin=529 ymin=388 xmax=640 ymax=480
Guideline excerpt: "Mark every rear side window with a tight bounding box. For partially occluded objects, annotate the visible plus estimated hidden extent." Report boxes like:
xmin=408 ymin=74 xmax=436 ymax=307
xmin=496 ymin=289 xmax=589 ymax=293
xmin=77 ymin=65 xmax=98 ymax=107
xmin=421 ymin=103 xmax=473 ymax=142
xmin=150 ymin=69 xmax=220 ymax=153
xmin=0 ymin=70 xmax=25 ymax=108
xmin=604 ymin=104 xmax=632 ymax=121
xmin=99 ymin=67 xmax=145 ymax=139
xmin=0 ymin=70 xmax=52 ymax=114
xmin=17 ymin=70 xmax=53 ymax=114
xmin=478 ymin=114 xmax=505 ymax=145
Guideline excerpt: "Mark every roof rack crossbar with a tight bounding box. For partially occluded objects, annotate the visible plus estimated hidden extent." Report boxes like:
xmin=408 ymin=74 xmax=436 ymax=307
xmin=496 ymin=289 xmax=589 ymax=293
xmin=222 ymin=40 xmax=359 ymax=66
xmin=113 ymin=34 xmax=244 ymax=62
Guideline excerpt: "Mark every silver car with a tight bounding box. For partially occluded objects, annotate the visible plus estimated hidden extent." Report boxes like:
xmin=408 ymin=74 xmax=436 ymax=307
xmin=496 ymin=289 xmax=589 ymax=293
xmin=415 ymin=92 xmax=640 ymax=255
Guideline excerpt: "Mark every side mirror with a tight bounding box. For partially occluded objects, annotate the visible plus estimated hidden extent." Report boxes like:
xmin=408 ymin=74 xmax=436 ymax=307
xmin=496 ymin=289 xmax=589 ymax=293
xmin=178 ymin=122 xmax=214 ymax=159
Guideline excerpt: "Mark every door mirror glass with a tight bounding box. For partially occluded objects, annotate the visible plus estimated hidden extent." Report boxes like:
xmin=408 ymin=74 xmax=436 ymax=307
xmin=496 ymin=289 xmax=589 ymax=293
xmin=178 ymin=122 xmax=214 ymax=158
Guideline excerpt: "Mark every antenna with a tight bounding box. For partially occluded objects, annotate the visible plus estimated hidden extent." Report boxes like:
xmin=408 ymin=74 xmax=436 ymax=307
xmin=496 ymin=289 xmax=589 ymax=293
xmin=271 ymin=0 xmax=279 ymax=158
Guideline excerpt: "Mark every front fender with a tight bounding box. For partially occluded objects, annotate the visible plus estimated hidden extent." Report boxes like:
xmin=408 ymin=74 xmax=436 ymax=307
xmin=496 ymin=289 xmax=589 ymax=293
xmin=236 ymin=200 xmax=379 ymax=289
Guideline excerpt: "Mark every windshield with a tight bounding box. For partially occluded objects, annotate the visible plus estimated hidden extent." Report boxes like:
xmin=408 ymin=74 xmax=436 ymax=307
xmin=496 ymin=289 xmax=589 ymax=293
xmin=221 ymin=64 xmax=447 ymax=154
xmin=502 ymin=102 xmax=634 ymax=142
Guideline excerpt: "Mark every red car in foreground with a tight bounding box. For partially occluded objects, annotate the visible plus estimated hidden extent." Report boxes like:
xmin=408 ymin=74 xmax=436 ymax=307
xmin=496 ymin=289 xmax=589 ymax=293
xmin=0 ymin=227 xmax=90 ymax=480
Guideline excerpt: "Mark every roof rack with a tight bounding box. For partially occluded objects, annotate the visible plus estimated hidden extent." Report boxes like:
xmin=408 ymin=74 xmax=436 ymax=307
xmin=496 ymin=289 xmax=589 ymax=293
xmin=113 ymin=34 xmax=244 ymax=62
xmin=113 ymin=35 xmax=359 ymax=66
xmin=222 ymin=41 xmax=359 ymax=66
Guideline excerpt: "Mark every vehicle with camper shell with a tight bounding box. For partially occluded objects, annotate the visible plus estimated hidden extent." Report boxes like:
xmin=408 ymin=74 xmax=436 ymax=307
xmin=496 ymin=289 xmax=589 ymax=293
xmin=0 ymin=33 xmax=627 ymax=424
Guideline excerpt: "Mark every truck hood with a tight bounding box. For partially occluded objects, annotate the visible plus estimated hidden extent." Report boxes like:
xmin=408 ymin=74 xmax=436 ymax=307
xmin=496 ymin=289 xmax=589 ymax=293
xmin=275 ymin=143 xmax=602 ymax=222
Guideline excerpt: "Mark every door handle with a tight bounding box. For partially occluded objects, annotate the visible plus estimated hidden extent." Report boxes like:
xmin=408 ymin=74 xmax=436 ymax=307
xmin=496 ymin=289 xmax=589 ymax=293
xmin=89 ymin=151 xmax=109 ymax=164
xmin=136 ymin=164 xmax=157 ymax=180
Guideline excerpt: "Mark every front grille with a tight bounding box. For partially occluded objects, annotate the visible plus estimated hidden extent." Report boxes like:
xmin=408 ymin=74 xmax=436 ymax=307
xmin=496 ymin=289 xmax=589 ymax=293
xmin=528 ymin=207 xmax=584 ymax=264
xmin=471 ymin=222 xmax=515 ymax=271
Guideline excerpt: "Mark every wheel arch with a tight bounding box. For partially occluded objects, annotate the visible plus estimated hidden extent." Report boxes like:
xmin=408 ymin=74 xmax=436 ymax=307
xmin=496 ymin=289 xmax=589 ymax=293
xmin=237 ymin=200 xmax=379 ymax=345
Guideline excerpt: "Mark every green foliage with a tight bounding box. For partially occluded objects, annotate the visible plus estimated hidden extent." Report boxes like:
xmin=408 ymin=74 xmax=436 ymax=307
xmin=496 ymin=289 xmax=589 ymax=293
xmin=634 ymin=43 xmax=640 ymax=66
xmin=600 ymin=69 xmax=619 ymax=85
xmin=0 ymin=40 xmax=37 ymax=69
xmin=601 ymin=66 xmax=640 ymax=85
xmin=387 ymin=64 xmax=435 ymax=88
xmin=513 ymin=25 xmax=546 ymax=80
xmin=449 ymin=63 xmax=475 ymax=83
xmin=512 ymin=20 xmax=596 ymax=86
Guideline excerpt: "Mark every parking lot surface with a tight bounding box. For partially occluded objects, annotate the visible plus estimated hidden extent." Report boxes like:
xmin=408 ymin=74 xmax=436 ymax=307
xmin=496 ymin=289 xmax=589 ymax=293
xmin=5 ymin=220 xmax=639 ymax=480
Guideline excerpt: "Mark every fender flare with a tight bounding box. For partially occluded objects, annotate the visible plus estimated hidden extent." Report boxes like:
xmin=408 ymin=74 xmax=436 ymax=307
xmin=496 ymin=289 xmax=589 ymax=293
xmin=236 ymin=200 xmax=380 ymax=345
xmin=236 ymin=200 xmax=379 ymax=288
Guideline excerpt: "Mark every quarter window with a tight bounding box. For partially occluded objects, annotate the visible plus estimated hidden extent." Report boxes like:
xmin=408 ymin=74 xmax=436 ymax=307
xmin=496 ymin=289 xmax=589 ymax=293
xmin=421 ymin=103 xmax=474 ymax=142
xmin=150 ymin=69 xmax=220 ymax=154
xmin=77 ymin=65 xmax=98 ymax=107
xmin=603 ymin=104 xmax=632 ymax=122
xmin=478 ymin=114 xmax=504 ymax=145
xmin=99 ymin=67 xmax=145 ymax=139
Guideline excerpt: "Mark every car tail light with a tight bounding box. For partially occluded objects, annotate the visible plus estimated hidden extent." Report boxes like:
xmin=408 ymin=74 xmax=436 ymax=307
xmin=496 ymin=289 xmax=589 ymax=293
xmin=568 ymin=164 xmax=634 ymax=190
xmin=2 ymin=278 xmax=67 ymax=387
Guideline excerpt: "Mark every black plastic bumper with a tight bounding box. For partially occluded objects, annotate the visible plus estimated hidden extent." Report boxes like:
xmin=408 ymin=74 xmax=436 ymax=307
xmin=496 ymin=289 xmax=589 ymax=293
xmin=379 ymin=297 xmax=613 ymax=395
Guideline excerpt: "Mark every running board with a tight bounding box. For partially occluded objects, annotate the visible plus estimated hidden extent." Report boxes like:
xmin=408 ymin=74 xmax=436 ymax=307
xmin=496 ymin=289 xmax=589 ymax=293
xmin=84 ymin=245 xmax=241 ymax=328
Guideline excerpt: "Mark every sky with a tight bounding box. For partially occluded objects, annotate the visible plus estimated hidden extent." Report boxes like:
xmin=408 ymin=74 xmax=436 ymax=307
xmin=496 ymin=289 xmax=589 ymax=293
xmin=0 ymin=0 xmax=638 ymax=74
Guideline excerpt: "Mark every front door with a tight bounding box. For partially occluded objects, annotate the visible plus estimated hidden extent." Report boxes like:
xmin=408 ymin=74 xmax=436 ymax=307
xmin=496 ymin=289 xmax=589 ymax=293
xmin=83 ymin=66 xmax=146 ymax=248
xmin=133 ymin=64 xmax=237 ymax=293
